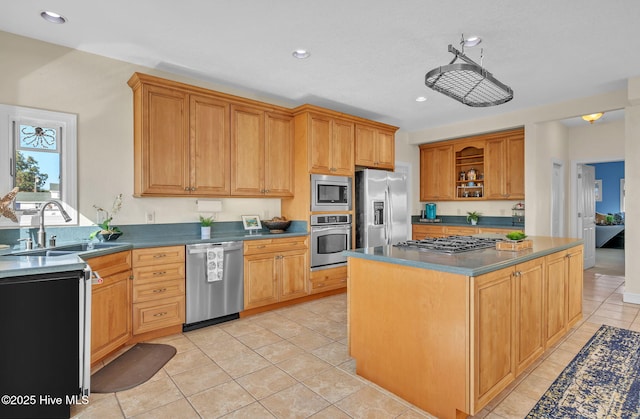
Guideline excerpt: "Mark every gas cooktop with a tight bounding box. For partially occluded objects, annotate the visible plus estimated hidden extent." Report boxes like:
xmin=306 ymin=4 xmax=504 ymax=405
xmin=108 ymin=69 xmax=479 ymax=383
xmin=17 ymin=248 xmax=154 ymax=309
xmin=394 ymin=236 xmax=502 ymax=254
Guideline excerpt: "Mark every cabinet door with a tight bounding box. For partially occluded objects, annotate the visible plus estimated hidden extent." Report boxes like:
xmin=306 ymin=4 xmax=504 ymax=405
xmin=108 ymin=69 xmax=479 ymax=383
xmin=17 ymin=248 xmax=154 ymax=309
xmin=330 ymin=118 xmax=354 ymax=175
xmin=484 ymin=138 xmax=507 ymax=199
xmin=244 ymin=254 xmax=278 ymax=309
xmin=545 ymin=251 xmax=567 ymax=346
xmin=566 ymin=246 xmax=584 ymax=327
xmin=91 ymin=270 xmax=131 ymax=363
xmin=474 ymin=267 xmax=515 ymax=407
xmin=264 ymin=112 xmax=294 ymax=197
xmin=505 ymin=136 xmax=525 ymax=199
xmin=279 ymin=250 xmax=309 ymax=301
xmin=190 ymin=94 xmax=230 ymax=195
xmin=139 ymin=84 xmax=190 ymax=195
xmin=230 ymin=105 xmax=265 ymax=195
xmin=420 ymin=144 xmax=454 ymax=200
xmin=308 ymin=113 xmax=332 ymax=173
xmin=376 ymin=129 xmax=395 ymax=169
xmin=515 ymin=258 xmax=545 ymax=374
xmin=354 ymin=124 xmax=377 ymax=167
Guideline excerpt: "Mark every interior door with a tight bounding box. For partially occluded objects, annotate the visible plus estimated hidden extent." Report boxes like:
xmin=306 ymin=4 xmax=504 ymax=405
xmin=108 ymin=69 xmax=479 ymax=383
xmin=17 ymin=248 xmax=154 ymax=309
xmin=577 ymin=164 xmax=596 ymax=268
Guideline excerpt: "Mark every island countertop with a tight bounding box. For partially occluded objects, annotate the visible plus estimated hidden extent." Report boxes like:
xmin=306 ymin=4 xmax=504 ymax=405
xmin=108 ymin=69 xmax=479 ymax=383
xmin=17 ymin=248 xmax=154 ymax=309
xmin=344 ymin=236 xmax=583 ymax=276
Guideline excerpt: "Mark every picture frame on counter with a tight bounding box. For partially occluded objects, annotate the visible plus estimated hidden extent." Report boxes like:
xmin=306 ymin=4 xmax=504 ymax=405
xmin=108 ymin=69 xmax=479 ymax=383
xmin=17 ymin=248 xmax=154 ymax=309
xmin=242 ymin=215 xmax=262 ymax=231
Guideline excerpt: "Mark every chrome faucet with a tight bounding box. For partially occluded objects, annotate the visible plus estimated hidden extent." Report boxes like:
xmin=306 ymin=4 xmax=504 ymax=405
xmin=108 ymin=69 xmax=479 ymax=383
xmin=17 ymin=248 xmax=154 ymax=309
xmin=37 ymin=200 xmax=72 ymax=248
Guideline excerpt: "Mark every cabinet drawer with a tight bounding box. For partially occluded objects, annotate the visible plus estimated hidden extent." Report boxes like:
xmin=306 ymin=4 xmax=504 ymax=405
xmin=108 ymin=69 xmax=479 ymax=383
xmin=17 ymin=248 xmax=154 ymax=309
xmin=85 ymin=250 xmax=132 ymax=277
xmin=310 ymin=266 xmax=347 ymax=293
xmin=132 ymin=296 xmax=185 ymax=335
xmin=133 ymin=262 xmax=185 ymax=285
xmin=412 ymin=225 xmax=446 ymax=240
xmin=133 ymin=278 xmax=185 ymax=303
xmin=244 ymin=236 xmax=309 ymax=255
xmin=132 ymin=246 xmax=185 ymax=266
xmin=445 ymin=226 xmax=479 ymax=236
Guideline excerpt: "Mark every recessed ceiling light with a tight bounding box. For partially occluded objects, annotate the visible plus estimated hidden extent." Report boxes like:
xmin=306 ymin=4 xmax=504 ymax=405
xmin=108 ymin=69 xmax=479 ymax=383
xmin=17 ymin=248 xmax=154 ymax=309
xmin=41 ymin=10 xmax=67 ymax=24
xmin=462 ymin=35 xmax=482 ymax=47
xmin=292 ymin=49 xmax=310 ymax=59
xmin=415 ymin=96 xmax=427 ymax=102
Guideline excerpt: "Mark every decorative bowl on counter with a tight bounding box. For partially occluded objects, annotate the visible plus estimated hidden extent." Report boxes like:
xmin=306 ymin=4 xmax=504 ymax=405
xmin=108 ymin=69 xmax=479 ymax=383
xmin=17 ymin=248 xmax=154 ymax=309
xmin=262 ymin=219 xmax=292 ymax=234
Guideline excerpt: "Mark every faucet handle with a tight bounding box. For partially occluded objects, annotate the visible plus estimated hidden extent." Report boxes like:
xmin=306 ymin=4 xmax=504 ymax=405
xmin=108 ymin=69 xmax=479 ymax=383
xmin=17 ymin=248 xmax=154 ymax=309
xmin=49 ymin=235 xmax=57 ymax=247
xmin=18 ymin=237 xmax=33 ymax=250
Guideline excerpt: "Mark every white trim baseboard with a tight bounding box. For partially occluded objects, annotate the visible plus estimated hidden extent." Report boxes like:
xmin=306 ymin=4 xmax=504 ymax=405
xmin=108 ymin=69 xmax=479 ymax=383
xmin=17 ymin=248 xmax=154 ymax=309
xmin=623 ymin=292 xmax=640 ymax=305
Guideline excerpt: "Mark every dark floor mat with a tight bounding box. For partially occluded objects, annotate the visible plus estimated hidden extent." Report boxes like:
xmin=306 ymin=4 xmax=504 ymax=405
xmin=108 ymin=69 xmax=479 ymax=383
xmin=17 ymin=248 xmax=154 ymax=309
xmin=91 ymin=343 xmax=176 ymax=393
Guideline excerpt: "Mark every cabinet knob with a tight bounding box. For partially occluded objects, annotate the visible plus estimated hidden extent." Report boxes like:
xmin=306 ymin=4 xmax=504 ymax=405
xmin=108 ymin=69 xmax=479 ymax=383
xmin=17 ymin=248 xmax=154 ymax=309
xmin=184 ymin=187 xmax=190 ymax=191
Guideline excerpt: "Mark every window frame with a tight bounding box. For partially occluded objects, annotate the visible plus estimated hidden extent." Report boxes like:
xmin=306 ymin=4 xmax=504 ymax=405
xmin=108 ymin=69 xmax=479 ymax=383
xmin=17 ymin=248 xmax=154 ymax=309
xmin=0 ymin=104 xmax=78 ymax=228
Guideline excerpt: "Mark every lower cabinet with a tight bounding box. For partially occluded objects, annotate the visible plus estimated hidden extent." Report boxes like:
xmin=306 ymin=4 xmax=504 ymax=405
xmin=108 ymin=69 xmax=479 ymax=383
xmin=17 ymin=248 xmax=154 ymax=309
xmin=244 ymin=236 xmax=309 ymax=310
xmin=310 ymin=266 xmax=347 ymax=294
xmin=131 ymin=246 xmax=185 ymax=335
xmin=86 ymin=250 xmax=132 ymax=364
xmin=411 ymin=224 xmax=522 ymax=240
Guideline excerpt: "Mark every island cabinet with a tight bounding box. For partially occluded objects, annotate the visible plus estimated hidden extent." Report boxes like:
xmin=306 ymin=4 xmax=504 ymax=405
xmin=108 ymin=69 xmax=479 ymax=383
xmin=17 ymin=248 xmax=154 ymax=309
xmin=294 ymin=108 xmax=354 ymax=176
xmin=243 ymin=236 xmax=309 ymax=310
xmin=419 ymin=143 xmax=454 ymax=201
xmin=85 ymin=250 xmax=132 ymax=364
xmin=545 ymin=246 xmax=584 ymax=347
xmin=347 ymin=242 xmax=582 ymax=419
xmin=131 ymin=246 xmax=185 ymax=337
xmin=230 ymin=105 xmax=294 ymax=197
xmin=354 ymin=124 xmax=396 ymax=170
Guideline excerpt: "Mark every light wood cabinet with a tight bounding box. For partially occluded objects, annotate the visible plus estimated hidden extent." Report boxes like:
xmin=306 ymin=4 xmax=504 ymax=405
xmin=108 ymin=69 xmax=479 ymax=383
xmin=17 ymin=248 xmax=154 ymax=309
xmin=412 ymin=224 xmax=447 ymax=239
xmin=567 ymin=246 xmax=584 ymax=327
xmin=86 ymin=251 xmax=132 ymax=364
xmin=485 ymin=133 xmax=525 ymax=199
xmin=419 ymin=143 xmax=454 ymax=201
xmin=514 ymin=258 xmax=545 ymax=374
xmin=131 ymin=246 xmax=185 ymax=335
xmin=243 ymin=236 xmax=309 ymax=309
xmin=302 ymin=111 xmax=354 ymax=176
xmin=355 ymin=124 xmax=395 ymax=170
xmin=230 ymin=105 xmax=294 ymax=197
xmin=310 ymin=266 xmax=347 ymax=294
xmin=411 ymin=224 xmax=519 ymax=240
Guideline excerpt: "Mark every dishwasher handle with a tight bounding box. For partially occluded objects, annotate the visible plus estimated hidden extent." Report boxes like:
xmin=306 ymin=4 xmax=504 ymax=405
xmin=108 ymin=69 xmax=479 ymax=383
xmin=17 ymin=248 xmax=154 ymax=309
xmin=187 ymin=241 xmax=243 ymax=254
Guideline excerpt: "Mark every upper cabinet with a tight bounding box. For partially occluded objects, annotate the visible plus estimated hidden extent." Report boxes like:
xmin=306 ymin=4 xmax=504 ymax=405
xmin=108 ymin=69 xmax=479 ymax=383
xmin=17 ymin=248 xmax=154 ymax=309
xmin=230 ymin=105 xmax=294 ymax=197
xmin=128 ymin=73 xmax=293 ymax=198
xmin=419 ymin=128 xmax=524 ymax=201
xmin=355 ymin=124 xmax=396 ymax=170
xmin=303 ymin=111 xmax=354 ymax=176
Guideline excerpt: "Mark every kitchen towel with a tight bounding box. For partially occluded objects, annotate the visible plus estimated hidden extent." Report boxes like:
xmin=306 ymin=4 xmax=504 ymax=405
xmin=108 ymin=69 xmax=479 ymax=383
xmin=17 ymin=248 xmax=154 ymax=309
xmin=206 ymin=246 xmax=224 ymax=282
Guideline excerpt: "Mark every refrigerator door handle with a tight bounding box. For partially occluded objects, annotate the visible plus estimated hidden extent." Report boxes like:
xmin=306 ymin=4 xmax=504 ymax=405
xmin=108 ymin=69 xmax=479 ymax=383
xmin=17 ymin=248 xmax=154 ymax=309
xmin=384 ymin=186 xmax=390 ymax=243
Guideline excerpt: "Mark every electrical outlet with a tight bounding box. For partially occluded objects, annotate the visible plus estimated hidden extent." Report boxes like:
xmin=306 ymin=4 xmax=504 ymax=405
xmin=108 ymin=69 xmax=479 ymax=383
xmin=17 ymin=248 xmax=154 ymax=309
xmin=145 ymin=211 xmax=155 ymax=224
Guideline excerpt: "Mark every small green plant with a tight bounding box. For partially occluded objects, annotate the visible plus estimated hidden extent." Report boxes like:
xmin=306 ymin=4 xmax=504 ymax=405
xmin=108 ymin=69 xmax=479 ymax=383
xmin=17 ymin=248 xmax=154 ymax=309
xmin=199 ymin=215 xmax=214 ymax=227
xmin=90 ymin=194 xmax=123 ymax=239
xmin=506 ymin=231 xmax=527 ymax=241
xmin=466 ymin=211 xmax=481 ymax=223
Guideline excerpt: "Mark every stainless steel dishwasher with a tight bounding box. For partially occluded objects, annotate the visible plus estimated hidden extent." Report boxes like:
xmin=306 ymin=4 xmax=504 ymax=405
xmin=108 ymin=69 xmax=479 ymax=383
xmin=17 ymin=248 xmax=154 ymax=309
xmin=184 ymin=241 xmax=244 ymax=331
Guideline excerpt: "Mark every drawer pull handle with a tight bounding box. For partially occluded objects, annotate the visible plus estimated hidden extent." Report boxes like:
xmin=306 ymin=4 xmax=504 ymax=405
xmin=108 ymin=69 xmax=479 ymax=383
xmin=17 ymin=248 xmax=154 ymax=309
xmin=256 ymin=245 xmax=266 ymax=249
xmin=152 ymin=271 xmax=167 ymax=276
xmin=91 ymin=271 xmax=103 ymax=285
xmin=153 ymin=312 xmax=168 ymax=317
xmin=153 ymin=288 xmax=167 ymax=293
xmin=153 ymin=254 xmax=167 ymax=258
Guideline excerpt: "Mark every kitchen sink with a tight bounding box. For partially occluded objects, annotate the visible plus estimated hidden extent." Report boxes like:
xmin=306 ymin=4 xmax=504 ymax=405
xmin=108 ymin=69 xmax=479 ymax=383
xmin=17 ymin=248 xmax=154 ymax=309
xmin=4 ymin=242 xmax=124 ymax=257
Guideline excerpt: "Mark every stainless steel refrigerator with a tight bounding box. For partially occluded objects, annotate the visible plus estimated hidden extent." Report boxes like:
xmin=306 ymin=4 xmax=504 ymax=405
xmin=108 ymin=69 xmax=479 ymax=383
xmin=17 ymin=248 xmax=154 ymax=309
xmin=355 ymin=168 xmax=409 ymax=248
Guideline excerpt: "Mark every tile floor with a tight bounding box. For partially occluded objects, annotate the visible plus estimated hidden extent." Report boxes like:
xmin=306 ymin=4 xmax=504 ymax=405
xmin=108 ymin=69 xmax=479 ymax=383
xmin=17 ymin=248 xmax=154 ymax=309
xmin=73 ymin=248 xmax=627 ymax=419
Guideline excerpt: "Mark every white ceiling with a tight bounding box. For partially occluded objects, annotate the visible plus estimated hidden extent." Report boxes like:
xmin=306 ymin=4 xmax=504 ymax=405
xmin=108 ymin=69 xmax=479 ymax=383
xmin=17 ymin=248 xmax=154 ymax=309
xmin=1 ymin=1 xmax=639 ymax=132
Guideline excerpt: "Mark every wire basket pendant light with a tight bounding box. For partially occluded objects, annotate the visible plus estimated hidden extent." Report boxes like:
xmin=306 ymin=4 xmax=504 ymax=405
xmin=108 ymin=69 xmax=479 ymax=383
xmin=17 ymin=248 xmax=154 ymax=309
xmin=425 ymin=37 xmax=513 ymax=107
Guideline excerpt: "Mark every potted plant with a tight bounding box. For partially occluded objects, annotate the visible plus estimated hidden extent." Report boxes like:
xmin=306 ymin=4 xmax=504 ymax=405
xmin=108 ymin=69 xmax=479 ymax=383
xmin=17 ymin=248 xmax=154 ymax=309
xmin=199 ymin=215 xmax=214 ymax=239
xmin=90 ymin=194 xmax=123 ymax=241
xmin=466 ymin=211 xmax=481 ymax=226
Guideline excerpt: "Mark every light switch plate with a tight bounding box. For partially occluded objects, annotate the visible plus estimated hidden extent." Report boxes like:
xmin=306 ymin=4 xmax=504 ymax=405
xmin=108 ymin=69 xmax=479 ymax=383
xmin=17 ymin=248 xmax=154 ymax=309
xmin=145 ymin=211 xmax=155 ymax=224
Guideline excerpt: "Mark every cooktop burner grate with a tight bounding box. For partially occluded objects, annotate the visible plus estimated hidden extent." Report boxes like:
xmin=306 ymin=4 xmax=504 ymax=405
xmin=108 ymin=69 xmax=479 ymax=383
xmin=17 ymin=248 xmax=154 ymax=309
xmin=394 ymin=235 xmax=501 ymax=254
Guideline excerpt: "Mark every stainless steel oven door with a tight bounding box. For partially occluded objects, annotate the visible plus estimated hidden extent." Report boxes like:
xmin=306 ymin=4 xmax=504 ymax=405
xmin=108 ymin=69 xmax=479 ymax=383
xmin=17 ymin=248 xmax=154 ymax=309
xmin=310 ymin=224 xmax=352 ymax=270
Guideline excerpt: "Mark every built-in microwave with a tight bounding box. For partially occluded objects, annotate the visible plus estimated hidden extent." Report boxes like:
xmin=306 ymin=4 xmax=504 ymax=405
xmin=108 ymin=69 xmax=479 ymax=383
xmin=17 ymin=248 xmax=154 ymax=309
xmin=311 ymin=174 xmax=352 ymax=212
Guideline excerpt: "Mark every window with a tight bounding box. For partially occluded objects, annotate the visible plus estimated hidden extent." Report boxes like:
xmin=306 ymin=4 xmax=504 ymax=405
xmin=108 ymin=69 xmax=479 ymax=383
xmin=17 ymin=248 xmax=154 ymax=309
xmin=0 ymin=104 xmax=77 ymax=227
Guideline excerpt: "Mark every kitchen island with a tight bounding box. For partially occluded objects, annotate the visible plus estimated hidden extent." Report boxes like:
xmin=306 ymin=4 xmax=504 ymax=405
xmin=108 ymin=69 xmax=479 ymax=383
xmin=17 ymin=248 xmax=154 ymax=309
xmin=344 ymin=236 xmax=583 ymax=419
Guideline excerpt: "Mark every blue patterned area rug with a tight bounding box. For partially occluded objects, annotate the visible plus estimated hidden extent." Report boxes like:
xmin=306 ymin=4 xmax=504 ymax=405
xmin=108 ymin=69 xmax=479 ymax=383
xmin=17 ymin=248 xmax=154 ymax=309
xmin=526 ymin=325 xmax=640 ymax=418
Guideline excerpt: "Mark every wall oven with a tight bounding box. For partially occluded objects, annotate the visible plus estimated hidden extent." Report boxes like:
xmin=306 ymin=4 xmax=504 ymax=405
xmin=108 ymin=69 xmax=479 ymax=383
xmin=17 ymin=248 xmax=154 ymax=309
xmin=311 ymin=174 xmax=352 ymax=212
xmin=310 ymin=214 xmax=352 ymax=270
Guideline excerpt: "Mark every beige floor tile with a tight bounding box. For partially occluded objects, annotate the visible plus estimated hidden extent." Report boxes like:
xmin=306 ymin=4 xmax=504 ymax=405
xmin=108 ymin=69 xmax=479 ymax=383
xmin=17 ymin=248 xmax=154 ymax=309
xmin=219 ymin=319 xmax=266 ymax=337
xmin=70 ymin=393 xmax=123 ymax=418
xmin=149 ymin=334 xmax=196 ymax=354
xmin=277 ymin=353 xmax=332 ymax=381
xmin=308 ymin=405 xmax=352 ymax=418
xmin=260 ymin=383 xmax=330 ymax=419
xmin=545 ymin=348 xmax=578 ymax=368
xmin=185 ymin=325 xmax=234 ymax=347
xmin=513 ymin=373 xmax=554 ymax=401
xmin=188 ymin=381 xmax=255 ymax=418
xmin=311 ymin=341 xmax=351 ymax=366
xmin=115 ymin=376 xmax=184 ymax=417
xmin=163 ymin=347 xmax=215 ymax=376
xmin=528 ymin=357 xmax=567 ymax=381
xmin=287 ymin=330 xmax=333 ymax=351
xmin=303 ymin=366 xmax=367 ymax=403
xmin=215 ymin=350 xmax=272 ymax=378
xmin=131 ymin=398 xmax=200 ymax=419
xmin=171 ymin=361 xmax=232 ymax=396
xmin=218 ymin=401 xmax=276 ymax=418
xmin=235 ymin=328 xmax=283 ymax=349
xmin=490 ymin=390 xmax=538 ymax=419
xmin=255 ymin=340 xmax=306 ymax=364
xmin=235 ymin=365 xmax=297 ymax=399
xmin=335 ymin=386 xmax=409 ymax=418
xmin=397 ymin=407 xmax=434 ymax=418
xmin=198 ymin=337 xmax=254 ymax=362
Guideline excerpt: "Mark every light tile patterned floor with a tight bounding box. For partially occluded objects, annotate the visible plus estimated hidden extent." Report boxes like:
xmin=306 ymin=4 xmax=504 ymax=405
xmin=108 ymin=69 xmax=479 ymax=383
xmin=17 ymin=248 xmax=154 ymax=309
xmin=73 ymin=248 xmax=626 ymax=418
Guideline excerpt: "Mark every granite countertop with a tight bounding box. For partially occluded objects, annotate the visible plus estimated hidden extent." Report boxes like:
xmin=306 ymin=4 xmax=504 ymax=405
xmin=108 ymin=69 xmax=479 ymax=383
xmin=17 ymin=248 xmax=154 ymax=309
xmin=344 ymin=236 xmax=583 ymax=277
xmin=0 ymin=228 xmax=308 ymax=279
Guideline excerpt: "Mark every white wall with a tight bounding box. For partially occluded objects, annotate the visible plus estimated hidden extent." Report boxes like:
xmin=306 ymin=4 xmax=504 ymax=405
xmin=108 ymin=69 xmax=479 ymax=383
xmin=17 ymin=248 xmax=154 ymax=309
xmin=0 ymin=31 xmax=292 ymax=226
